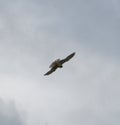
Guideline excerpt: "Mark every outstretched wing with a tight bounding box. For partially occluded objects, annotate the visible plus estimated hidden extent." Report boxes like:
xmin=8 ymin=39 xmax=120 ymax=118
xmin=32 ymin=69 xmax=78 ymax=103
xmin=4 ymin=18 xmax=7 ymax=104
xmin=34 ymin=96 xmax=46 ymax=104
xmin=44 ymin=67 xmax=57 ymax=76
xmin=60 ymin=52 xmax=75 ymax=64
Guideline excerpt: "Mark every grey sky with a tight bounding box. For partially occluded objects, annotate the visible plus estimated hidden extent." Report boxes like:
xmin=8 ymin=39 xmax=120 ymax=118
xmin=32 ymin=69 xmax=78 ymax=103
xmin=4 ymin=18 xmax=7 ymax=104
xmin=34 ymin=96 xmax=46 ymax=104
xmin=0 ymin=99 xmax=24 ymax=125
xmin=0 ymin=0 xmax=120 ymax=125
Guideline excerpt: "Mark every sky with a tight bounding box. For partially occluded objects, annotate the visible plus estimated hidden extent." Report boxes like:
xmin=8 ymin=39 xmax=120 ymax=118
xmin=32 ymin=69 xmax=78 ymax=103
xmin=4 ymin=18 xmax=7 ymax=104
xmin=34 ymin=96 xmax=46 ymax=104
xmin=0 ymin=0 xmax=120 ymax=125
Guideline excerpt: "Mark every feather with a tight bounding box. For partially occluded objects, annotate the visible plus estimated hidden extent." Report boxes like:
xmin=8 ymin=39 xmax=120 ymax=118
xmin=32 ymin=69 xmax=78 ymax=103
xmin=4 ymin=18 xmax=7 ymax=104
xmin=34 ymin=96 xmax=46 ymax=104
xmin=60 ymin=52 xmax=75 ymax=64
xmin=44 ymin=52 xmax=75 ymax=76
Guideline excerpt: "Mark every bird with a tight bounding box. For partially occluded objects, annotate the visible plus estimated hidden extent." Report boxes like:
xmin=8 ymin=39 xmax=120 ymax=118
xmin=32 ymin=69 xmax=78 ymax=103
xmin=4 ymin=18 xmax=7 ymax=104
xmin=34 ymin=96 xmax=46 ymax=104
xmin=44 ymin=52 xmax=75 ymax=76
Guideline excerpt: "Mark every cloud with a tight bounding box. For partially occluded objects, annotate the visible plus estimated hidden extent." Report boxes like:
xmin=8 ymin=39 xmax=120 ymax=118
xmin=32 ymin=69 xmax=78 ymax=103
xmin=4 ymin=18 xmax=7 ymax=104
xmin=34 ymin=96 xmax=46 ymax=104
xmin=0 ymin=0 xmax=120 ymax=125
xmin=0 ymin=99 xmax=24 ymax=125
xmin=111 ymin=0 xmax=120 ymax=18
xmin=0 ymin=0 xmax=120 ymax=59
xmin=58 ymin=108 xmax=120 ymax=125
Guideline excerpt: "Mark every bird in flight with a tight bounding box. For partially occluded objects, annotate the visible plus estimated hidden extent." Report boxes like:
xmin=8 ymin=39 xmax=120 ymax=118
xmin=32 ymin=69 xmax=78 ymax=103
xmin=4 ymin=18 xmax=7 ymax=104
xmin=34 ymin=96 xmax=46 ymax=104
xmin=44 ymin=52 xmax=75 ymax=76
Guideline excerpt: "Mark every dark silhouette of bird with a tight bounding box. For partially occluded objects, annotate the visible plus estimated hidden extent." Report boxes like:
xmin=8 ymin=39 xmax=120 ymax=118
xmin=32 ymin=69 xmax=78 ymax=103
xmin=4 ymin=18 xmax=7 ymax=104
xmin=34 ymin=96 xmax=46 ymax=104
xmin=44 ymin=52 xmax=75 ymax=76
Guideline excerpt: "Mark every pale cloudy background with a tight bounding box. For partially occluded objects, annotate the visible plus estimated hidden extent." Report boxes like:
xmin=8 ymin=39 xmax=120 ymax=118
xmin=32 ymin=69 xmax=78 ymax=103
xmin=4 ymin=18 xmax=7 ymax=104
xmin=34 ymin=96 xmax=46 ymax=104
xmin=0 ymin=0 xmax=120 ymax=125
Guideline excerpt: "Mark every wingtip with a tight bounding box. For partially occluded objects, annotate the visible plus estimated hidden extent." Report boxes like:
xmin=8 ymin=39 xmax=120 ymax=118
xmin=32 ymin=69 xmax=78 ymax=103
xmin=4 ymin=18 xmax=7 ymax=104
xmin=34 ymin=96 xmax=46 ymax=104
xmin=73 ymin=52 xmax=76 ymax=54
xmin=72 ymin=52 xmax=76 ymax=56
xmin=44 ymin=73 xmax=50 ymax=76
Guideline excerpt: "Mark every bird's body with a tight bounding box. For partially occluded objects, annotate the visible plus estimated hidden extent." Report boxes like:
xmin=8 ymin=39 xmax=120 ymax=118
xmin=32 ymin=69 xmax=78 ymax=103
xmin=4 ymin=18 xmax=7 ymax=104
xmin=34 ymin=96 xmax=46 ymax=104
xmin=49 ymin=59 xmax=63 ymax=68
xmin=44 ymin=52 xmax=75 ymax=76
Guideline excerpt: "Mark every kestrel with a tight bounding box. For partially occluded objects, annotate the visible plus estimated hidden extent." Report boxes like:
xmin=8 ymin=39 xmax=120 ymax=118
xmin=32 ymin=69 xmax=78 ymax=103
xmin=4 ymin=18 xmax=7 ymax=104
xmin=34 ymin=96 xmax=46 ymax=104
xmin=44 ymin=52 xmax=75 ymax=76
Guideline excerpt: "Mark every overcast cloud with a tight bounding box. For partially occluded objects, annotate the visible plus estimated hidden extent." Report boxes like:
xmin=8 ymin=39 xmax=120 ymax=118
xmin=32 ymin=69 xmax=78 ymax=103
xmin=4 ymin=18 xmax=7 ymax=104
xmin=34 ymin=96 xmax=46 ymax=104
xmin=0 ymin=0 xmax=120 ymax=125
xmin=0 ymin=98 xmax=24 ymax=125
